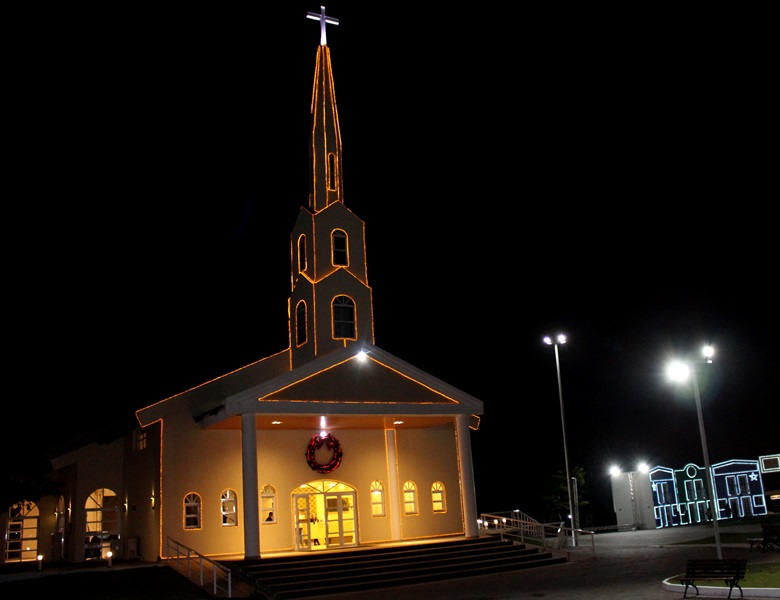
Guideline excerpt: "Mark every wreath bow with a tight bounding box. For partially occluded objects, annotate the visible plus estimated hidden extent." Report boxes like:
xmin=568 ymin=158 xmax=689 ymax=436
xmin=305 ymin=433 xmax=343 ymax=473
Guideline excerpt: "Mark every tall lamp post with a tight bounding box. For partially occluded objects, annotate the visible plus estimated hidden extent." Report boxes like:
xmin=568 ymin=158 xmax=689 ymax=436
xmin=544 ymin=334 xmax=577 ymax=546
xmin=667 ymin=345 xmax=722 ymax=559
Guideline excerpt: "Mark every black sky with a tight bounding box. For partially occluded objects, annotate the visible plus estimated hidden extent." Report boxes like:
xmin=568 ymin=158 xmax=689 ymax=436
xmin=6 ymin=5 xmax=777 ymax=522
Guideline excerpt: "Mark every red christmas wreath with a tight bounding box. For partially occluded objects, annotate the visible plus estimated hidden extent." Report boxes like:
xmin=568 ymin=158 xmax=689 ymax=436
xmin=305 ymin=433 xmax=343 ymax=473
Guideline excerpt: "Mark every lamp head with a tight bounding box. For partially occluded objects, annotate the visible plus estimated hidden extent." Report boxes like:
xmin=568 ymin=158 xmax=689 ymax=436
xmin=543 ymin=334 xmax=567 ymax=346
xmin=666 ymin=361 xmax=689 ymax=382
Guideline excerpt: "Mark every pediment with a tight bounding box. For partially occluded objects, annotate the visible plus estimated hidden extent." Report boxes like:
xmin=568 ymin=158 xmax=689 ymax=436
xmin=261 ymin=354 xmax=456 ymax=404
xmin=217 ymin=343 xmax=482 ymax=421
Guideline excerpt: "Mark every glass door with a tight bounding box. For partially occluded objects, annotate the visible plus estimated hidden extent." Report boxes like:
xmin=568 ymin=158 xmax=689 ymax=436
xmin=293 ymin=494 xmax=315 ymax=551
xmin=291 ymin=481 xmax=358 ymax=551
xmin=324 ymin=492 xmax=357 ymax=547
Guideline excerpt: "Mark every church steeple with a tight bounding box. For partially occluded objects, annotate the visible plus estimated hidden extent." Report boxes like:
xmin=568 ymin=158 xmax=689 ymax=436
xmin=307 ymin=6 xmax=343 ymax=212
xmin=289 ymin=8 xmax=374 ymax=370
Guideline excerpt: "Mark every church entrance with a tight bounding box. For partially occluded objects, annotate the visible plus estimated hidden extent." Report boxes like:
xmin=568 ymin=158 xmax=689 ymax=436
xmin=292 ymin=480 xmax=357 ymax=551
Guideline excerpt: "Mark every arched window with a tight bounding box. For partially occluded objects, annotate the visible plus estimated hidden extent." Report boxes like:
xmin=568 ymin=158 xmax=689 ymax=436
xmin=298 ymin=234 xmax=307 ymax=273
xmin=184 ymin=493 xmax=202 ymax=530
xmin=431 ymin=481 xmax=447 ymax=513
xmin=296 ymin=301 xmax=307 ymax=346
xmin=370 ymin=481 xmax=386 ymax=517
xmin=221 ymin=489 xmax=238 ymax=527
xmin=403 ymin=481 xmax=418 ymax=515
xmin=261 ymin=485 xmax=277 ymax=524
xmin=332 ymin=296 xmax=355 ymax=340
xmin=332 ymin=229 xmax=348 ymax=266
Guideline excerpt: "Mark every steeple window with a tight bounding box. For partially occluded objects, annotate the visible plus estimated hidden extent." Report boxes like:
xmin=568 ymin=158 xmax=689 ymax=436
xmin=332 ymin=295 xmax=355 ymax=339
xmin=298 ymin=235 xmax=307 ymax=273
xmin=327 ymin=152 xmax=338 ymax=191
xmin=332 ymin=230 xmax=348 ymax=266
xmin=296 ymin=301 xmax=308 ymax=346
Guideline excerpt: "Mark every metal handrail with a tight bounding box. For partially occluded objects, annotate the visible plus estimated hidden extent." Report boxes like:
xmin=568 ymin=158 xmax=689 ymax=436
xmin=478 ymin=512 xmax=596 ymax=553
xmin=165 ymin=537 xmax=232 ymax=598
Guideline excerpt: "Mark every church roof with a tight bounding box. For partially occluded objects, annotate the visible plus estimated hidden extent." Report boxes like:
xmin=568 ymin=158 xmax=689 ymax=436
xmin=136 ymin=342 xmax=483 ymax=431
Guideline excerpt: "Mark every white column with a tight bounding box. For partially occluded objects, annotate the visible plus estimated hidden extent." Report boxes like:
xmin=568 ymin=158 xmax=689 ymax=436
xmin=456 ymin=414 xmax=479 ymax=537
xmin=385 ymin=428 xmax=402 ymax=541
xmin=241 ymin=414 xmax=260 ymax=558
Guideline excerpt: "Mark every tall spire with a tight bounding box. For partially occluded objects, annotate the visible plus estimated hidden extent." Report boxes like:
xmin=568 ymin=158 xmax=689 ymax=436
xmin=307 ymin=7 xmax=343 ymax=212
xmin=290 ymin=7 xmax=374 ymax=368
xmin=307 ymin=6 xmax=339 ymax=46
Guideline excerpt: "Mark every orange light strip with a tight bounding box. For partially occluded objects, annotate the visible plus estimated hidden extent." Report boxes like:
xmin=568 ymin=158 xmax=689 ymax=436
xmin=258 ymin=354 xmax=460 ymax=404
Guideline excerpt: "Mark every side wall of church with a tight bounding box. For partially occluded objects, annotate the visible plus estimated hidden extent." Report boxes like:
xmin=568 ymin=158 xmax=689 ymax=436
xmin=159 ymin=410 xmax=244 ymax=557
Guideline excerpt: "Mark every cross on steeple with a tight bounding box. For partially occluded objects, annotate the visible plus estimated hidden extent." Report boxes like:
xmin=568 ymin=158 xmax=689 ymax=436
xmin=307 ymin=6 xmax=339 ymax=46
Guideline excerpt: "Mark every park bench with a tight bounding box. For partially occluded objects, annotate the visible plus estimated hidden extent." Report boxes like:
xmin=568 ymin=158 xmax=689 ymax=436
xmin=748 ymin=523 xmax=780 ymax=552
xmin=680 ymin=558 xmax=746 ymax=598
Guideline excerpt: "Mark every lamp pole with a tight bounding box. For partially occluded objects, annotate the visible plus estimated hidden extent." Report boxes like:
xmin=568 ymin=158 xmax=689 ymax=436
xmin=544 ymin=334 xmax=577 ymax=546
xmin=668 ymin=346 xmax=722 ymax=559
xmin=690 ymin=360 xmax=723 ymax=559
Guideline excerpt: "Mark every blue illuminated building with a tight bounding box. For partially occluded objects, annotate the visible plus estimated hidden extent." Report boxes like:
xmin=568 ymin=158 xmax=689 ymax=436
xmin=611 ymin=455 xmax=777 ymax=530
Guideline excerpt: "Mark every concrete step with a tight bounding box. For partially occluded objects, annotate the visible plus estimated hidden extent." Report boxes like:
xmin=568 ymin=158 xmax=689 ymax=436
xmin=228 ymin=536 xmax=566 ymax=599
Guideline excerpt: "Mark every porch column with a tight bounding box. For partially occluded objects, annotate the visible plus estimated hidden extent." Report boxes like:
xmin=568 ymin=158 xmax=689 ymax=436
xmin=241 ymin=413 xmax=261 ymax=558
xmin=456 ymin=414 xmax=479 ymax=537
xmin=385 ymin=428 xmax=402 ymax=541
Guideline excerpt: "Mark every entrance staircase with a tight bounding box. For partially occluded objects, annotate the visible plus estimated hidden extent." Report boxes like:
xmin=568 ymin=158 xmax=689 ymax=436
xmin=228 ymin=535 xmax=567 ymax=599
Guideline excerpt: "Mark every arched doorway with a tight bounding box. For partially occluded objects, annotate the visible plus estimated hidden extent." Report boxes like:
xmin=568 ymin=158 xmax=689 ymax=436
xmin=84 ymin=488 xmax=120 ymax=560
xmin=4 ymin=501 xmax=39 ymax=562
xmin=292 ymin=480 xmax=357 ymax=551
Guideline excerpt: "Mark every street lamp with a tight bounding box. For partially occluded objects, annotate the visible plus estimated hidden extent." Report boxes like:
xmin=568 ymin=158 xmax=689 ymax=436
xmin=667 ymin=345 xmax=722 ymax=559
xmin=543 ymin=334 xmax=577 ymax=546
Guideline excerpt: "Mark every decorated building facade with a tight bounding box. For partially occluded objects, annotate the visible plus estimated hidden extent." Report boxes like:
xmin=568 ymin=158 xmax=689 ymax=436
xmin=610 ymin=454 xmax=778 ymax=530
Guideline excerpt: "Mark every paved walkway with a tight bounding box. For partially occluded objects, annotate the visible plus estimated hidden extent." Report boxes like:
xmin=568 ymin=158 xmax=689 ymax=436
xmin=312 ymin=523 xmax=780 ymax=600
xmin=1 ymin=523 xmax=778 ymax=599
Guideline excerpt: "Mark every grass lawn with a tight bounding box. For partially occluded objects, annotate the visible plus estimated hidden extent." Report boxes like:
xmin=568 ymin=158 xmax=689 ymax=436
xmin=673 ymin=528 xmax=780 ymax=588
xmin=670 ymin=560 xmax=780 ymax=589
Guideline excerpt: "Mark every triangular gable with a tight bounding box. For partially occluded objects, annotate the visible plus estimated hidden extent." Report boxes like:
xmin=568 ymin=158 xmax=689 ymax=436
xmin=198 ymin=343 xmax=482 ymax=427
xmin=261 ymin=355 xmax=458 ymax=404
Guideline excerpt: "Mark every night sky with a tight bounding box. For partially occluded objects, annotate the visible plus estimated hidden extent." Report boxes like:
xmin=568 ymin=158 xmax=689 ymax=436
xmin=6 ymin=5 xmax=777 ymax=523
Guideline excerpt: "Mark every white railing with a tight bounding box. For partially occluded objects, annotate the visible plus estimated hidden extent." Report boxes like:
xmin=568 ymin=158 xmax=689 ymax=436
xmin=478 ymin=511 xmax=545 ymax=543
xmin=478 ymin=512 xmax=595 ymax=553
xmin=165 ymin=537 xmax=233 ymax=598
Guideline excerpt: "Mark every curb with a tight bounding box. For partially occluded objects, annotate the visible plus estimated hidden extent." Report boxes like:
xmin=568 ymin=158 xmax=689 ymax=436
xmin=662 ymin=578 xmax=780 ymax=598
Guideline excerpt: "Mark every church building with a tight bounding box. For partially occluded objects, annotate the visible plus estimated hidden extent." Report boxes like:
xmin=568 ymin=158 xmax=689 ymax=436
xmin=2 ymin=8 xmax=483 ymax=565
